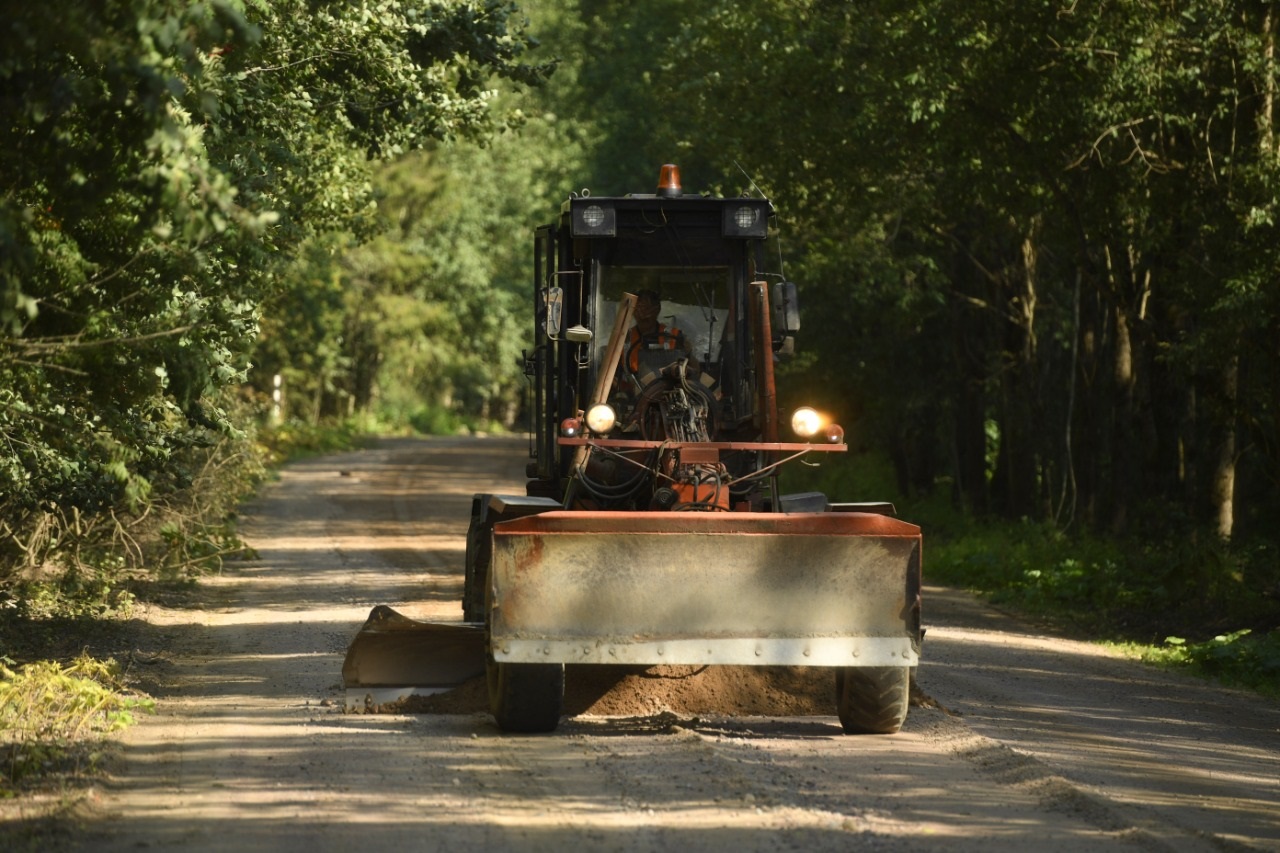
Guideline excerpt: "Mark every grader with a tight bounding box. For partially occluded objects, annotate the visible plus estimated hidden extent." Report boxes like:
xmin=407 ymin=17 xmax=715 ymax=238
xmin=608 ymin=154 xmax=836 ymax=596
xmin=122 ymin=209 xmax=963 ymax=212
xmin=343 ymin=166 xmax=922 ymax=734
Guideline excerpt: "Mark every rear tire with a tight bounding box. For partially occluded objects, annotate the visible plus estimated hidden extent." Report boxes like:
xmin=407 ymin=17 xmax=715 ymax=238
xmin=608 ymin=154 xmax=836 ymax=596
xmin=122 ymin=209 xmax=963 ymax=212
xmin=836 ymin=666 xmax=909 ymax=734
xmin=487 ymin=657 xmax=564 ymax=733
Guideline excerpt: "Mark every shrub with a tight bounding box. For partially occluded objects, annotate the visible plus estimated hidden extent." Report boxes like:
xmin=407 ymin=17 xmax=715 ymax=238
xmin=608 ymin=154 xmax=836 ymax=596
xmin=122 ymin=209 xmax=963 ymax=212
xmin=0 ymin=654 xmax=153 ymax=791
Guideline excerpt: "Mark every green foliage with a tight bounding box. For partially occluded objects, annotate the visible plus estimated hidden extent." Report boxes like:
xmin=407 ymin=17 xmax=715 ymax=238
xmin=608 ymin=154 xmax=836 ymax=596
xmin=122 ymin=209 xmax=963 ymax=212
xmin=0 ymin=654 xmax=154 ymax=790
xmin=931 ymin=524 xmax=1124 ymax=618
xmin=4 ymin=0 xmax=1279 ymax=722
xmin=0 ymin=0 xmax=552 ymax=804
xmin=929 ymin=518 xmax=1279 ymax=695
xmin=3 ymin=0 xmax=548 ymax=582
xmin=3 ymin=570 xmax=137 ymax=625
xmin=1139 ymin=631 xmax=1280 ymax=699
xmin=253 ymin=71 xmax=583 ymax=430
xmin=407 ymin=405 xmax=469 ymax=436
xmin=256 ymin=416 xmax=382 ymax=463
xmin=778 ymin=448 xmax=901 ymax=505
xmin=239 ymin=1 xmax=574 ymax=432
xmin=577 ymin=0 xmax=1280 ymax=543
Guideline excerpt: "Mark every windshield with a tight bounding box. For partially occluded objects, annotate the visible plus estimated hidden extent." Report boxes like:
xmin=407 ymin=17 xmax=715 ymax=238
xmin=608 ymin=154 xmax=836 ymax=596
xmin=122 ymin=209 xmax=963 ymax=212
xmin=595 ymin=266 xmax=731 ymax=369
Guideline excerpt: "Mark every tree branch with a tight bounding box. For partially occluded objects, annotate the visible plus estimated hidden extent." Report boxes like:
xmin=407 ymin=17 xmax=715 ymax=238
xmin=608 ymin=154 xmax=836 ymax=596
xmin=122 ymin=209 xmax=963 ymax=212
xmin=6 ymin=325 xmax=197 ymax=356
xmin=1067 ymin=115 xmax=1154 ymax=170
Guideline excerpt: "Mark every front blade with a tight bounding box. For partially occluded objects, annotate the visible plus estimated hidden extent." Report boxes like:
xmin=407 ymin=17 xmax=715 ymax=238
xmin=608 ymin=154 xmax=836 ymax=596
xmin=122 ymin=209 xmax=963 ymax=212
xmin=490 ymin=511 xmax=922 ymax=668
xmin=341 ymin=605 xmax=485 ymax=704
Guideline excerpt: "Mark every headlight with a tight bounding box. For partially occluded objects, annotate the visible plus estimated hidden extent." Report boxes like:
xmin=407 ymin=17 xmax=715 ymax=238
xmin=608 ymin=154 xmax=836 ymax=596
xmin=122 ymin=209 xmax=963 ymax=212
xmin=570 ymin=200 xmax=616 ymax=236
xmin=722 ymin=200 xmax=769 ymax=238
xmin=585 ymin=403 xmax=617 ymax=435
xmin=791 ymin=407 xmax=822 ymax=438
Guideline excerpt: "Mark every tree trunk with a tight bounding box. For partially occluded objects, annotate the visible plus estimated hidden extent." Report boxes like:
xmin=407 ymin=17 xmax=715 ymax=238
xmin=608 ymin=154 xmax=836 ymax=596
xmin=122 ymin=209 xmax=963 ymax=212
xmin=1054 ymin=268 xmax=1082 ymax=528
xmin=948 ymin=241 xmax=992 ymax=514
xmin=1110 ymin=300 xmax=1135 ymax=535
xmin=952 ymin=376 xmax=988 ymax=513
xmin=1262 ymin=2 xmax=1276 ymax=159
xmin=1211 ymin=353 xmax=1239 ymax=540
xmin=992 ymin=231 xmax=1041 ymax=518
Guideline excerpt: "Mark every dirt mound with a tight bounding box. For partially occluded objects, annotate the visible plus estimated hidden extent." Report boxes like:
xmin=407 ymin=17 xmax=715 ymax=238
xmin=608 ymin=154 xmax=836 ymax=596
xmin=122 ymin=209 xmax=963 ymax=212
xmin=385 ymin=664 xmax=836 ymax=717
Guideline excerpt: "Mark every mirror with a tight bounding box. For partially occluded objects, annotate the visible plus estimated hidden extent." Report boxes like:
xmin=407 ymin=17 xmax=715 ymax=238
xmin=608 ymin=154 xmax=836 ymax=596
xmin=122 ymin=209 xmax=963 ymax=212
xmin=770 ymin=281 xmax=800 ymax=336
xmin=545 ymin=286 xmax=564 ymax=338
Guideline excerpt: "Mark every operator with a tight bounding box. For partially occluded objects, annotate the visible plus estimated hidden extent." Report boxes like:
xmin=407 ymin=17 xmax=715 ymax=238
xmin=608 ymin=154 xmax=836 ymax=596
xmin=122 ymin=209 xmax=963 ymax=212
xmin=626 ymin=289 xmax=697 ymax=374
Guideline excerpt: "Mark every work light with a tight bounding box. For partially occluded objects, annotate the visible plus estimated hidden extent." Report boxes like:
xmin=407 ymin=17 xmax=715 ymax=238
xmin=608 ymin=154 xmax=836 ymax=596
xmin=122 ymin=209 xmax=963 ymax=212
xmin=585 ymin=403 xmax=617 ymax=435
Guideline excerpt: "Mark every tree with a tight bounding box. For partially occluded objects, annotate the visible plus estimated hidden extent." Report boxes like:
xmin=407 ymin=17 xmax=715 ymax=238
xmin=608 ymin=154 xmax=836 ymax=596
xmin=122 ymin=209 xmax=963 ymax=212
xmin=1 ymin=0 xmax=548 ymax=569
xmin=254 ymin=0 xmax=604 ymax=431
xmin=552 ymin=0 xmax=1280 ymax=549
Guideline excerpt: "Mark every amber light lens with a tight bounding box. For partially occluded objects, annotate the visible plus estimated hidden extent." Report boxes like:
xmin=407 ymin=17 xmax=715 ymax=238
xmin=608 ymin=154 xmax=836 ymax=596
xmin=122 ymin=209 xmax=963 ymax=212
xmin=657 ymin=164 xmax=682 ymax=197
xmin=560 ymin=417 xmax=582 ymax=437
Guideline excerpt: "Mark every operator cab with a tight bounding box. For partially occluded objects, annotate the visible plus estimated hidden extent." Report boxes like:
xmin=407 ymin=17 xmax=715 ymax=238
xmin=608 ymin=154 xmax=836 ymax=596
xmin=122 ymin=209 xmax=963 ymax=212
xmin=527 ymin=165 xmax=805 ymax=505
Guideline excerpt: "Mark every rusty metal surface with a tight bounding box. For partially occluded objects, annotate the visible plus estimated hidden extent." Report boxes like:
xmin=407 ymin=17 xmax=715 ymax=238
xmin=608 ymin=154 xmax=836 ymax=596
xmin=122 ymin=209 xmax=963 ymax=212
xmin=559 ymin=438 xmax=848 ymax=452
xmin=676 ymin=445 xmax=720 ymax=464
xmin=490 ymin=511 xmax=921 ymax=668
xmin=492 ymin=510 xmax=920 ymax=537
xmin=749 ymin=280 xmax=779 ymax=443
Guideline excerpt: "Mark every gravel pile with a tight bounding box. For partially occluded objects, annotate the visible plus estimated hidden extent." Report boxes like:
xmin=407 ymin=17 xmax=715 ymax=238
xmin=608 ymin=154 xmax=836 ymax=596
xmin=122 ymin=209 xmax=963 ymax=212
xmin=390 ymin=665 xmax=837 ymax=717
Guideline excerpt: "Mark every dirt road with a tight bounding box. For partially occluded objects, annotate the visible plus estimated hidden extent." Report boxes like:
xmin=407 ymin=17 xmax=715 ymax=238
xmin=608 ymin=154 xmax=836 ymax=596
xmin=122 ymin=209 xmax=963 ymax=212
xmin=80 ymin=436 xmax=1279 ymax=851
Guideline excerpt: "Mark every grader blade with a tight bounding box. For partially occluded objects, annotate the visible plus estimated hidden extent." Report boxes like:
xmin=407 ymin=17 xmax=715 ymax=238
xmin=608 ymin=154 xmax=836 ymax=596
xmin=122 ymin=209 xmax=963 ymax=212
xmin=489 ymin=510 xmax=922 ymax=668
xmin=341 ymin=605 xmax=485 ymax=707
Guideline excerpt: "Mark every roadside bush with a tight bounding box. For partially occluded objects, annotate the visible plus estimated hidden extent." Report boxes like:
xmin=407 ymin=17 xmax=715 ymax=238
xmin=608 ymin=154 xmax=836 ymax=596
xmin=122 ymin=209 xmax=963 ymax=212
xmin=0 ymin=397 xmax=268 ymax=799
xmin=1140 ymin=630 xmax=1280 ymax=699
xmin=0 ymin=654 xmax=153 ymax=791
xmin=778 ymin=446 xmax=911 ymax=506
xmin=404 ymin=404 xmax=506 ymax=437
xmin=407 ymin=404 xmax=467 ymax=436
xmin=253 ymin=409 xmax=469 ymax=462
xmin=928 ymin=521 xmax=1280 ymax=695
xmin=256 ymin=416 xmax=375 ymax=464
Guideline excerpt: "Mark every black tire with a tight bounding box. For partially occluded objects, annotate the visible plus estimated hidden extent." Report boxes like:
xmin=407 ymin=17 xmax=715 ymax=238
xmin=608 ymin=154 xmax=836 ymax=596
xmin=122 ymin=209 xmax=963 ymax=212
xmin=835 ymin=666 xmax=910 ymax=734
xmin=486 ymin=657 xmax=564 ymax=733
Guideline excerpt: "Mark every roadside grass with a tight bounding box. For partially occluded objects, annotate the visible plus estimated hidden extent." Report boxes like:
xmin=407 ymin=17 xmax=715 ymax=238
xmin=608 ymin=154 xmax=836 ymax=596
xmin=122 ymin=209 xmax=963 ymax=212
xmin=0 ymin=651 xmax=154 ymax=851
xmin=1109 ymin=630 xmax=1280 ymax=699
xmin=782 ymin=450 xmax=1280 ymax=699
xmin=0 ymin=654 xmax=154 ymax=794
xmin=255 ymin=413 xmax=382 ymax=464
xmin=256 ymin=405 xmax=508 ymax=465
xmin=1 ymin=420 xmax=266 ymax=800
xmin=924 ymin=522 xmax=1280 ymax=698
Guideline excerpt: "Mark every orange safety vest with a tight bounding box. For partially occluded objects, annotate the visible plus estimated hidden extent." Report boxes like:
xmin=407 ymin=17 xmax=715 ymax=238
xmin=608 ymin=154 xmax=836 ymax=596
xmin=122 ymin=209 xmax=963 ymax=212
xmin=626 ymin=324 xmax=684 ymax=373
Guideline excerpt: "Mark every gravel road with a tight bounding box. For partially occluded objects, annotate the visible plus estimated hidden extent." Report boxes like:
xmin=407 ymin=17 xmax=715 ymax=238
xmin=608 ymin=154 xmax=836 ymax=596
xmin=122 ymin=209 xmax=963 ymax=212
xmin=78 ymin=435 xmax=1280 ymax=852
